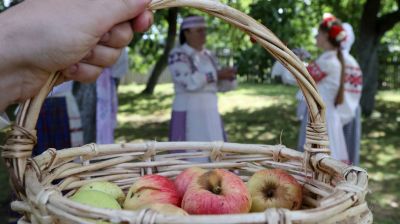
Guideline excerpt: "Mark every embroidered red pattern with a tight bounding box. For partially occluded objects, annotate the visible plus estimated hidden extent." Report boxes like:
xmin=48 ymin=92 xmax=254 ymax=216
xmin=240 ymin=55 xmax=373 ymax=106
xmin=307 ymin=62 xmax=327 ymax=83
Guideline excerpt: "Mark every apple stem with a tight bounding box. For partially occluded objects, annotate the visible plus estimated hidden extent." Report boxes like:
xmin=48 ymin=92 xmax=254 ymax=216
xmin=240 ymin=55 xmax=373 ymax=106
xmin=212 ymin=186 xmax=222 ymax=195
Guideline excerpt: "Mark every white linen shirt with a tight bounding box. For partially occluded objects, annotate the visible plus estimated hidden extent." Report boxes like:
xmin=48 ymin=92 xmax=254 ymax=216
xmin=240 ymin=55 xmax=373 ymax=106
xmin=168 ymin=44 xmax=236 ymax=111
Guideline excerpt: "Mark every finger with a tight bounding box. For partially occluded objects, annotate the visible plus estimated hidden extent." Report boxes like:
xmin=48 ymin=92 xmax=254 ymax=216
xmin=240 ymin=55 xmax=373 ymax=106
xmin=132 ymin=10 xmax=154 ymax=32
xmin=100 ymin=0 xmax=151 ymax=27
xmin=81 ymin=45 xmax=122 ymax=67
xmin=62 ymin=63 xmax=104 ymax=83
xmin=100 ymin=22 xmax=133 ymax=48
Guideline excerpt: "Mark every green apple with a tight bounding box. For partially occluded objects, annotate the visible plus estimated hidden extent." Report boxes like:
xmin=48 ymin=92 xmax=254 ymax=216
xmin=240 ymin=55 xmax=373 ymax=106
xmin=70 ymin=190 xmax=121 ymax=223
xmin=78 ymin=181 xmax=125 ymax=205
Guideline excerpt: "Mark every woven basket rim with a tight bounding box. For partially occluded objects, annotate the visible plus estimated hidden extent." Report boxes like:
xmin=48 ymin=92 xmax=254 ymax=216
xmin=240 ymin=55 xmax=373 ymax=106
xmin=13 ymin=141 xmax=370 ymax=223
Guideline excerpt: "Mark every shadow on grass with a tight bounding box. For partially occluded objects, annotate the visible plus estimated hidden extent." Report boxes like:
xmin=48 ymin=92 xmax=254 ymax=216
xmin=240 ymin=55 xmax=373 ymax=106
xmin=360 ymin=100 xmax=400 ymax=223
xmin=118 ymin=91 xmax=173 ymax=115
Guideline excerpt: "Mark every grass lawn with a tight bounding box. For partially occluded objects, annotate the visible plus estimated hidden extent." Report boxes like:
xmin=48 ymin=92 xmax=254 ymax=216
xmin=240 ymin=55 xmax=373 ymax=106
xmin=0 ymin=83 xmax=399 ymax=223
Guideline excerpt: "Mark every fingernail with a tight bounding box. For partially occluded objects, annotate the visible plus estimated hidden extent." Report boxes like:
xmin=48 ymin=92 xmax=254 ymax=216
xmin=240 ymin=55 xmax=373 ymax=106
xmin=100 ymin=32 xmax=111 ymax=42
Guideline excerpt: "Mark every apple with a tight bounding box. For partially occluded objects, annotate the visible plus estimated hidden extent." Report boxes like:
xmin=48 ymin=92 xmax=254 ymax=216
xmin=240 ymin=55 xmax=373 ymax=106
xmin=78 ymin=181 xmax=125 ymax=205
xmin=181 ymin=169 xmax=251 ymax=214
xmin=70 ymin=190 xmax=121 ymax=223
xmin=135 ymin=203 xmax=188 ymax=216
xmin=247 ymin=169 xmax=302 ymax=212
xmin=174 ymin=167 xmax=207 ymax=199
xmin=123 ymin=174 xmax=180 ymax=210
xmin=70 ymin=190 xmax=121 ymax=209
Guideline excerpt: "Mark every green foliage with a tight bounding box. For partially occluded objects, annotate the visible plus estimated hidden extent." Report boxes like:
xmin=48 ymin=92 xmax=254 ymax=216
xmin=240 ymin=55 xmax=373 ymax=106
xmin=124 ymin=0 xmax=400 ymax=87
xmin=236 ymin=0 xmax=320 ymax=82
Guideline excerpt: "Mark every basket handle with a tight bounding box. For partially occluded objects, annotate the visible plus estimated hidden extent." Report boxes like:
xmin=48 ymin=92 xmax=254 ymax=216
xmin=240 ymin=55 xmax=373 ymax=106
xmin=2 ymin=0 xmax=329 ymax=196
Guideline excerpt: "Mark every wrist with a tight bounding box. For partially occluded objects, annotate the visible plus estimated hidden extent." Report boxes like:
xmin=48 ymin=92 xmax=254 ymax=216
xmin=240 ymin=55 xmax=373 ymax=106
xmin=0 ymin=72 xmax=21 ymax=112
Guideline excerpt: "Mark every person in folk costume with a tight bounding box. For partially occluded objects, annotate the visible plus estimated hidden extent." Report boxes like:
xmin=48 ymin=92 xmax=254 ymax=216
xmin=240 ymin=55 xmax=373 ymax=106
xmin=96 ymin=67 xmax=118 ymax=144
xmin=337 ymin=22 xmax=363 ymax=165
xmin=31 ymin=81 xmax=84 ymax=156
xmin=168 ymin=15 xmax=237 ymax=161
xmin=73 ymin=50 xmax=128 ymax=145
xmin=297 ymin=14 xmax=349 ymax=162
xmin=271 ymin=47 xmax=311 ymax=86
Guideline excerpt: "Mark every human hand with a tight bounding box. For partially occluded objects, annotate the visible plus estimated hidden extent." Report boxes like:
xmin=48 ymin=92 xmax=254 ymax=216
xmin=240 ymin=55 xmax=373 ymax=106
xmin=0 ymin=0 xmax=153 ymax=110
xmin=217 ymin=67 xmax=237 ymax=80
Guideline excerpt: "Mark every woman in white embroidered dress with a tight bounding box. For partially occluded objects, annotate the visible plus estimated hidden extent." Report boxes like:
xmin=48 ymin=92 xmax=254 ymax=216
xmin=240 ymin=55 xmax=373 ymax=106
xmin=298 ymin=15 xmax=349 ymax=162
xmin=168 ymin=16 xmax=237 ymax=150
xmin=338 ymin=22 xmax=363 ymax=165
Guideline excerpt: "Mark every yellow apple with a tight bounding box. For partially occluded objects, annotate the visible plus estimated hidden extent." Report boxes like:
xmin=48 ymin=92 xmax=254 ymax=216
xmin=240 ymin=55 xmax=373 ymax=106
xmin=247 ymin=169 xmax=302 ymax=212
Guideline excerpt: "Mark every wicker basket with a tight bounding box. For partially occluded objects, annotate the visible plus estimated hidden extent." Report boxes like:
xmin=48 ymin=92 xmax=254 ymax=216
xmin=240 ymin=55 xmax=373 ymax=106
xmin=2 ymin=0 xmax=372 ymax=223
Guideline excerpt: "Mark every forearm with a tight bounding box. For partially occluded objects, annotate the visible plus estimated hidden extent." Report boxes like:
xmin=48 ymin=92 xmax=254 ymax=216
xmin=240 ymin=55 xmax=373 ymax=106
xmin=0 ymin=12 xmax=22 ymax=112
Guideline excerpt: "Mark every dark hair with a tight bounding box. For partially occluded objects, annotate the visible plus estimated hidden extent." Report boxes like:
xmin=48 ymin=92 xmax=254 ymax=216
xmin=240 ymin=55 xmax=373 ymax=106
xmin=319 ymin=23 xmax=346 ymax=106
xmin=179 ymin=29 xmax=188 ymax=45
xmin=319 ymin=23 xmax=342 ymax=48
xmin=180 ymin=14 xmax=201 ymax=45
xmin=335 ymin=49 xmax=345 ymax=105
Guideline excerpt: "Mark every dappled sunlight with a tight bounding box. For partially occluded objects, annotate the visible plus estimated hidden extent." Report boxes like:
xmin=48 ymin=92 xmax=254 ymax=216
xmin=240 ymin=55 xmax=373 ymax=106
xmin=376 ymin=90 xmax=400 ymax=102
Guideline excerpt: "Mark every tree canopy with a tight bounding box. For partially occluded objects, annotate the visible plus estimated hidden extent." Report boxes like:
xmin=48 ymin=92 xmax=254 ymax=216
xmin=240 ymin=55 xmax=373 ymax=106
xmin=1 ymin=0 xmax=400 ymax=114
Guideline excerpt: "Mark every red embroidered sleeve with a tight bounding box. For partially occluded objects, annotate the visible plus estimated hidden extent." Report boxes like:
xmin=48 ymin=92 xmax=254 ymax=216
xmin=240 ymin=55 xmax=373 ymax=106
xmin=307 ymin=62 xmax=327 ymax=83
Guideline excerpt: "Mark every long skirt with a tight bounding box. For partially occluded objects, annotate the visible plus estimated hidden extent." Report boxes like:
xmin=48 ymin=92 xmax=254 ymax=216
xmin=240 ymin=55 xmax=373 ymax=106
xmin=34 ymin=97 xmax=71 ymax=156
xmin=73 ymin=82 xmax=97 ymax=144
xmin=343 ymin=106 xmax=361 ymax=165
xmin=169 ymin=93 xmax=227 ymax=162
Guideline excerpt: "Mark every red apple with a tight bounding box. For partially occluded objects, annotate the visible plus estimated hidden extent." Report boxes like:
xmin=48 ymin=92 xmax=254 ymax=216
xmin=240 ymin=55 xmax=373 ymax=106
xmin=123 ymin=175 xmax=180 ymax=210
xmin=174 ymin=167 xmax=207 ymax=200
xmin=135 ymin=203 xmax=189 ymax=216
xmin=181 ymin=169 xmax=252 ymax=214
xmin=247 ymin=169 xmax=302 ymax=212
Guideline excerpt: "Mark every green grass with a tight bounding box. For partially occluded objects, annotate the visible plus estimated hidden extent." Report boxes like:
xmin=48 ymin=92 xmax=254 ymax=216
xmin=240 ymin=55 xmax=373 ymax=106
xmin=0 ymin=83 xmax=399 ymax=223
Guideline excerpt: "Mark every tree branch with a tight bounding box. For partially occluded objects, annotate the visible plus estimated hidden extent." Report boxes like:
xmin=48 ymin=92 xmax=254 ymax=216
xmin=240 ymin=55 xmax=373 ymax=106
xmin=363 ymin=0 xmax=381 ymax=18
xmin=377 ymin=10 xmax=400 ymax=36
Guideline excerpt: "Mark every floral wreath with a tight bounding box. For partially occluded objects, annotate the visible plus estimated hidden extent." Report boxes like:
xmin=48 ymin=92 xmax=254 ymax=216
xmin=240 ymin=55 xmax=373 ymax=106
xmin=321 ymin=13 xmax=347 ymax=43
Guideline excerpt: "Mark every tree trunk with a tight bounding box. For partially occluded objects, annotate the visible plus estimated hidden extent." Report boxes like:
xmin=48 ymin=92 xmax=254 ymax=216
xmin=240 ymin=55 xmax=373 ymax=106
xmin=356 ymin=35 xmax=380 ymax=117
xmin=356 ymin=0 xmax=400 ymax=116
xmin=141 ymin=8 xmax=178 ymax=95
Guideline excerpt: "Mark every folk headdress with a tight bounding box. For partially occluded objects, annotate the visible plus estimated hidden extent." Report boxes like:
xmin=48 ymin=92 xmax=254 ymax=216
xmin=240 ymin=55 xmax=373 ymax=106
xmin=181 ymin=16 xmax=206 ymax=30
xmin=320 ymin=13 xmax=347 ymax=44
